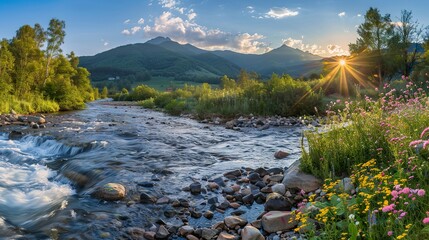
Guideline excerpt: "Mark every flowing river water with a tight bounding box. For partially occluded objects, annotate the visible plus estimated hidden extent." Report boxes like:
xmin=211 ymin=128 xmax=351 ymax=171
xmin=0 ymin=100 xmax=305 ymax=239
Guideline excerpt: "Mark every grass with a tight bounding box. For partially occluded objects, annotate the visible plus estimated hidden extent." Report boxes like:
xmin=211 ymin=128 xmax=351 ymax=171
xmin=295 ymin=80 xmax=429 ymax=239
xmin=134 ymin=77 xmax=219 ymax=91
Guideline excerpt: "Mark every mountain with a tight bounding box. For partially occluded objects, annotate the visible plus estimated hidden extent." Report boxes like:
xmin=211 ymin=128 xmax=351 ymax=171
xmin=79 ymin=37 xmax=323 ymax=83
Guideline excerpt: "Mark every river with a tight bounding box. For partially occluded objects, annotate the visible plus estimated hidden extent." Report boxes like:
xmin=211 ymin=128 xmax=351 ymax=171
xmin=0 ymin=100 xmax=305 ymax=239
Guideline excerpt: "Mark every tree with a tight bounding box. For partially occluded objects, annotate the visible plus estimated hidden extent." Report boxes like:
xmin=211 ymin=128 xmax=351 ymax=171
xmin=220 ymin=75 xmax=236 ymax=90
xmin=0 ymin=39 xmax=14 ymax=95
xmin=394 ymin=10 xmax=424 ymax=77
xmin=349 ymin=7 xmax=393 ymax=85
xmin=101 ymin=86 xmax=108 ymax=98
xmin=44 ymin=19 xmax=65 ymax=86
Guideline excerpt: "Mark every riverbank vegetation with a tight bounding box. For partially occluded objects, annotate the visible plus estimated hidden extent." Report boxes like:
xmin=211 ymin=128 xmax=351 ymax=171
xmin=290 ymin=7 xmax=429 ymax=240
xmin=113 ymin=71 xmax=324 ymax=117
xmin=0 ymin=19 xmax=97 ymax=114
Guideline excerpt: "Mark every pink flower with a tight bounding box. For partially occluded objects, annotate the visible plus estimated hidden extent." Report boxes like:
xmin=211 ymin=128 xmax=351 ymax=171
xmin=382 ymin=204 xmax=395 ymax=212
xmin=423 ymin=218 xmax=429 ymax=224
xmin=399 ymin=212 xmax=407 ymax=218
xmin=418 ymin=189 xmax=426 ymax=196
xmin=387 ymin=231 xmax=393 ymax=236
xmin=391 ymin=190 xmax=399 ymax=198
xmin=409 ymin=140 xmax=423 ymax=147
xmin=421 ymin=127 xmax=429 ymax=138
xmin=401 ymin=187 xmax=410 ymax=195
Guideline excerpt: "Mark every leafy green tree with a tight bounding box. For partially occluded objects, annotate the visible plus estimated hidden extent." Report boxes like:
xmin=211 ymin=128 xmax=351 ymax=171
xmin=393 ymin=10 xmax=424 ymax=77
xmin=220 ymin=75 xmax=236 ymax=90
xmin=101 ymin=86 xmax=109 ymax=98
xmin=0 ymin=39 xmax=14 ymax=95
xmin=349 ymin=7 xmax=393 ymax=85
xmin=44 ymin=19 xmax=65 ymax=85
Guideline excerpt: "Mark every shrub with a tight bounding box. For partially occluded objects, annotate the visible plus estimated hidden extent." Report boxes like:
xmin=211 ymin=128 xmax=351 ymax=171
xmin=164 ymin=99 xmax=187 ymax=115
xmin=139 ymin=98 xmax=155 ymax=109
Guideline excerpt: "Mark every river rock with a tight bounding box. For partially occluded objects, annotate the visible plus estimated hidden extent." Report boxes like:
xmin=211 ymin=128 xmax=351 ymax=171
xmin=264 ymin=193 xmax=292 ymax=211
xmin=143 ymin=231 xmax=156 ymax=240
xmin=224 ymin=169 xmax=242 ymax=179
xmin=155 ymin=225 xmax=170 ymax=239
xmin=230 ymin=202 xmax=240 ymax=209
xmin=336 ymin=177 xmax=354 ymax=193
xmin=93 ymin=183 xmax=126 ymax=201
xmin=248 ymin=173 xmax=261 ymax=184
xmin=282 ymin=161 xmax=322 ymax=192
xmin=208 ymin=182 xmax=220 ymax=190
xmin=271 ymin=183 xmax=286 ymax=195
xmin=190 ymin=182 xmax=202 ymax=195
xmin=204 ymin=210 xmax=214 ymax=219
xmin=241 ymin=226 xmax=264 ymax=240
xmin=63 ymin=171 xmax=89 ymax=187
xmin=187 ymin=235 xmax=199 ymax=240
xmin=225 ymin=120 xmax=235 ymax=129
xmin=268 ymin=174 xmax=284 ymax=183
xmin=127 ymin=227 xmax=145 ymax=240
xmin=224 ymin=216 xmax=247 ymax=229
xmin=261 ymin=211 xmax=297 ymax=233
xmin=140 ymin=192 xmax=157 ymax=204
xmin=223 ymin=187 xmax=235 ymax=195
xmin=274 ymin=150 xmax=289 ymax=159
xmin=179 ymin=225 xmax=194 ymax=236
xmin=217 ymin=232 xmax=237 ymax=240
xmin=242 ymin=194 xmax=254 ymax=205
xmin=254 ymin=167 xmax=269 ymax=177
xmin=201 ymin=228 xmax=218 ymax=240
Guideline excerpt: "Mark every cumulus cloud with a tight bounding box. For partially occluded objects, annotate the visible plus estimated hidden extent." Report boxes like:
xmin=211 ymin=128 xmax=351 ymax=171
xmin=142 ymin=11 xmax=268 ymax=53
xmin=357 ymin=14 xmax=362 ymax=17
xmin=327 ymin=44 xmax=349 ymax=55
xmin=122 ymin=29 xmax=131 ymax=35
xmin=124 ymin=19 xmax=131 ymax=24
xmin=282 ymin=37 xmax=349 ymax=56
xmin=138 ymin=18 xmax=145 ymax=24
xmin=266 ymin=7 xmax=299 ymax=19
xmin=391 ymin=21 xmax=404 ymax=27
xmin=338 ymin=12 xmax=346 ymax=17
xmin=158 ymin=0 xmax=184 ymax=13
xmin=247 ymin=6 xmax=255 ymax=14
xmin=187 ymin=9 xmax=197 ymax=20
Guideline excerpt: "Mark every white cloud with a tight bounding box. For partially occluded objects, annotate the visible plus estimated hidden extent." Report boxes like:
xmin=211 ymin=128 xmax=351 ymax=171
xmin=187 ymin=9 xmax=197 ymax=20
xmin=104 ymin=42 xmax=109 ymax=46
xmin=158 ymin=0 xmax=185 ymax=13
xmin=122 ymin=29 xmax=131 ymax=35
xmin=124 ymin=19 xmax=131 ymax=24
xmin=338 ymin=12 xmax=346 ymax=17
xmin=391 ymin=21 xmax=404 ymax=27
xmin=138 ymin=18 xmax=145 ymax=24
xmin=327 ymin=44 xmax=349 ymax=55
xmin=265 ymin=7 xmax=299 ymax=19
xmin=131 ymin=26 xmax=142 ymax=34
xmin=159 ymin=0 xmax=177 ymax=8
xmin=247 ymin=6 xmax=255 ymax=14
xmin=142 ymin=11 xmax=268 ymax=53
xmin=283 ymin=37 xmax=349 ymax=56
xmin=357 ymin=14 xmax=362 ymax=17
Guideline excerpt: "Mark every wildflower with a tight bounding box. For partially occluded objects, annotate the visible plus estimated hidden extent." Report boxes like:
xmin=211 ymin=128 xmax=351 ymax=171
xmin=387 ymin=231 xmax=393 ymax=236
xmin=420 ymin=127 xmax=429 ymax=138
xmin=418 ymin=189 xmax=425 ymax=196
xmin=401 ymin=187 xmax=410 ymax=195
xmin=382 ymin=204 xmax=395 ymax=212
xmin=423 ymin=218 xmax=429 ymax=224
xmin=399 ymin=212 xmax=407 ymax=219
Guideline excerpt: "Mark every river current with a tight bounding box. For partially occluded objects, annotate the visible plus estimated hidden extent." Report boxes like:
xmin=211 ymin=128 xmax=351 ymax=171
xmin=0 ymin=101 xmax=305 ymax=239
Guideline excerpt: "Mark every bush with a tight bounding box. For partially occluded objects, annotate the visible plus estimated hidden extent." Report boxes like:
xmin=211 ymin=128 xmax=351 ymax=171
xmin=164 ymin=99 xmax=187 ymax=115
xmin=154 ymin=92 xmax=173 ymax=108
xmin=139 ymin=98 xmax=155 ymax=109
xmin=130 ymin=85 xmax=158 ymax=101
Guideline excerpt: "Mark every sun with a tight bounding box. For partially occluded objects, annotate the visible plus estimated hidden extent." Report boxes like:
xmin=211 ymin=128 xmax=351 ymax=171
xmin=339 ymin=59 xmax=347 ymax=66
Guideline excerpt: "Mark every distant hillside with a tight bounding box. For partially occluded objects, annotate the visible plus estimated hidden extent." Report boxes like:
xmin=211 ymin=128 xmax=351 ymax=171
xmin=79 ymin=36 xmax=323 ymax=84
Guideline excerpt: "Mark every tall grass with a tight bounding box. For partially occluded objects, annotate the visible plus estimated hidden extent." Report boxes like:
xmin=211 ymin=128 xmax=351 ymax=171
xmin=0 ymin=95 xmax=59 ymax=114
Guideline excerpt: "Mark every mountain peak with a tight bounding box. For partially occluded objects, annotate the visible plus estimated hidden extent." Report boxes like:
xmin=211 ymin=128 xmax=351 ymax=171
xmin=146 ymin=36 xmax=172 ymax=45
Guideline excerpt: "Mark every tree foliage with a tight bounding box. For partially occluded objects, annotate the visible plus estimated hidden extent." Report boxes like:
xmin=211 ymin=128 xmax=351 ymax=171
xmin=0 ymin=19 xmax=95 ymax=113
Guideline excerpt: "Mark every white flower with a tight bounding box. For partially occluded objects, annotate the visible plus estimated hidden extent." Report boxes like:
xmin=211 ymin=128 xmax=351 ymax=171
xmin=355 ymin=221 xmax=360 ymax=226
xmin=348 ymin=214 xmax=355 ymax=220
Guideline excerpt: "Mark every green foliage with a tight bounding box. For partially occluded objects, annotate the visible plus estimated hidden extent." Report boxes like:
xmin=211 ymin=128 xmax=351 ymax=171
xmin=0 ymin=20 xmax=94 ymax=114
xmin=139 ymin=97 xmax=155 ymax=109
xmin=154 ymin=92 xmax=173 ymax=108
xmin=101 ymin=86 xmax=108 ymax=98
xmin=129 ymin=84 xmax=158 ymax=101
xmin=164 ymin=99 xmax=187 ymax=115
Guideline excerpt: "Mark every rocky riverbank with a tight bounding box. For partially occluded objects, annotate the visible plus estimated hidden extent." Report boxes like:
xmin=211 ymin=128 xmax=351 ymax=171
xmin=0 ymin=104 xmax=325 ymax=239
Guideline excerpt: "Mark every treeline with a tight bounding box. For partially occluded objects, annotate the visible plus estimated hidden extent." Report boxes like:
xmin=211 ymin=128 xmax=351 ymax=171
xmin=114 ymin=70 xmax=323 ymax=117
xmin=348 ymin=8 xmax=429 ymax=85
xmin=0 ymin=19 xmax=97 ymax=114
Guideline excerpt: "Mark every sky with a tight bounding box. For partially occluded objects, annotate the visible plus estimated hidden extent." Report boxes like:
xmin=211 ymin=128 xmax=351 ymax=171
xmin=0 ymin=0 xmax=428 ymax=57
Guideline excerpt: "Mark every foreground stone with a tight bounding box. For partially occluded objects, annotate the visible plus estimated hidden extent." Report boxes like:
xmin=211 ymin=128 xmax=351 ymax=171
xmin=261 ymin=211 xmax=297 ymax=233
xmin=282 ymin=161 xmax=322 ymax=192
xmin=92 ymin=183 xmax=126 ymax=201
xmin=217 ymin=232 xmax=236 ymax=240
xmin=274 ymin=150 xmax=289 ymax=159
xmin=224 ymin=216 xmax=247 ymax=228
xmin=241 ymin=226 xmax=264 ymax=240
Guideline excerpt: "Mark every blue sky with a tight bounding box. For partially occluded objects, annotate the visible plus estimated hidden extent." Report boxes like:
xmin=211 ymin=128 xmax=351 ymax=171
xmin=0 ymin=0 xmax=428 ymax=57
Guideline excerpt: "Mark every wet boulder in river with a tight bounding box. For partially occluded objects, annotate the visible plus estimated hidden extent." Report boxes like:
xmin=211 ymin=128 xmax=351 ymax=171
xmin=92 ymin=183 xmax=126 ymax=201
